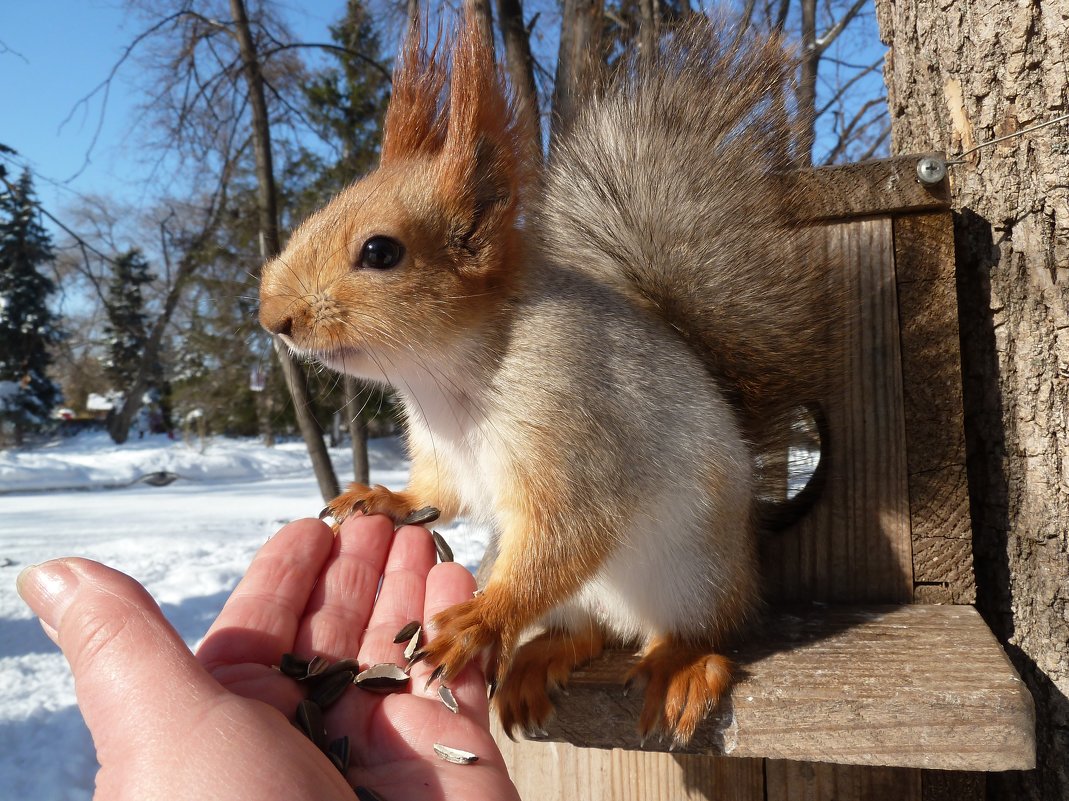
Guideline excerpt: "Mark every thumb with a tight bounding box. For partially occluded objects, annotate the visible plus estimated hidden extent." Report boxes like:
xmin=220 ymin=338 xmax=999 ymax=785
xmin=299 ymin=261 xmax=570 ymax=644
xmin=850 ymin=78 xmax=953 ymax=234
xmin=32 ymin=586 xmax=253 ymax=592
xmin=17 ymin=558 xmax=221 ymax=754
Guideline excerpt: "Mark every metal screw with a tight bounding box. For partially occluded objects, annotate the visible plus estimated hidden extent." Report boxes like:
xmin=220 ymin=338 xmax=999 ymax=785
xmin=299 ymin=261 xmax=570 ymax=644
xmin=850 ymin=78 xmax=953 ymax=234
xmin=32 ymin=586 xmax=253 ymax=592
xmin=916 ymin=155 xmax=948 ymax=186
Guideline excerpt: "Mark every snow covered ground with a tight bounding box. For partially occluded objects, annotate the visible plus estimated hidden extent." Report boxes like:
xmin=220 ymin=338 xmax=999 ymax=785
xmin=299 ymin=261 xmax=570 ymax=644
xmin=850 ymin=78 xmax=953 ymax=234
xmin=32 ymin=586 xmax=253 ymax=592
xmin=0 ymin=432 xmax=490 ymax=800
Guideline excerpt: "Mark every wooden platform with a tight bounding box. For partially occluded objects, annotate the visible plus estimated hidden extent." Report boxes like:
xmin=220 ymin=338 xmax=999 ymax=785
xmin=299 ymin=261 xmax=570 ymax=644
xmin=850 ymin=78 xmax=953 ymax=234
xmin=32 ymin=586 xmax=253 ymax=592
xmin=525 ymin=605 xmax=1034 ymax=771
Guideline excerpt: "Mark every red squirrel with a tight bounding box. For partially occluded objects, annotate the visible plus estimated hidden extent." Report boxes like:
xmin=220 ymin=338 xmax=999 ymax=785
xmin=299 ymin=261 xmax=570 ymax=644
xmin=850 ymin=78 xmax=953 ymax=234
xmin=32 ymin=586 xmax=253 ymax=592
xmin=259 ymin=13 xmax=837 ymax=745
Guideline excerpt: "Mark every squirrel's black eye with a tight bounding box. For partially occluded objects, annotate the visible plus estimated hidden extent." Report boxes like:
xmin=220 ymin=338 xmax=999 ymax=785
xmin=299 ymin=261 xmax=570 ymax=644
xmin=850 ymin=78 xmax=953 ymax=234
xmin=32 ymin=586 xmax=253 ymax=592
xmin=358 ymin=236 xmax=404 ymax=270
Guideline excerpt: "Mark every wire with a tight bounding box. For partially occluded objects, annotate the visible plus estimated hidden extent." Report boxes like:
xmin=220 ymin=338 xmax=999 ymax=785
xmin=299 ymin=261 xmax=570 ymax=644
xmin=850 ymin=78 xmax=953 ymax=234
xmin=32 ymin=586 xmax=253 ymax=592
xmin=947 ymin=112 xmax=1069 ymax=164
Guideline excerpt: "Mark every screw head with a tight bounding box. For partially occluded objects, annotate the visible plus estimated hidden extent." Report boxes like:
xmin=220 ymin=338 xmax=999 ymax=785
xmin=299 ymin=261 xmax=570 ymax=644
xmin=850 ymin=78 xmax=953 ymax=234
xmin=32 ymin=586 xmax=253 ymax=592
xmin=916 ymin=156 xmax=947 ymax=185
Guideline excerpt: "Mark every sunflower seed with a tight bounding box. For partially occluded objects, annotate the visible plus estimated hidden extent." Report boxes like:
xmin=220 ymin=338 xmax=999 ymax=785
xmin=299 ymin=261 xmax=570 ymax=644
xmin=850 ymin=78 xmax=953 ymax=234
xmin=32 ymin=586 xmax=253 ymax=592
xmin=355 ymin=787 xmax=387 ymax=801
xmin=400 ymin=506 xmax=440 ymax=526
xmin=304 ymin=655 xmax=330 ymax=679
xmin=309 ymin=670 xmax=354 ymax=709
xmin=438 ymin=685 xmax=459 ymax=714
xmin=278 ymin=652 xmax=309 ymax=679
xmin=393 ymin=620 xmax=421 ymax=644
xmin=354 ymin=663 xmax=410 ymax=691
xmin=433 ymin=743 xmax=479 ymax=764
xmin=431 ymin=530 xmax=454 ymax=563
xmin=328 ymin=736 xmax=350 ymax=773
xmin=320 ymin=658 xmax=361 ymax=677
xmin=295 ymin=700 xmax=327 ymax=750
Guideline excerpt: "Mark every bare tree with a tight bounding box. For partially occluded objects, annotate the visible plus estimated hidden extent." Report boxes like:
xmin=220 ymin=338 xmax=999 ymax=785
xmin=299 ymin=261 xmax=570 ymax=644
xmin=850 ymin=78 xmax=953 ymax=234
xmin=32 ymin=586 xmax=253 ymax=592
xmin=551 ymin=0 xmax=604 ymax=144
xmin=228 ymin=0 xmax=339 ymax=500
xmin=496 ymin=0 xmax=542 ymax=156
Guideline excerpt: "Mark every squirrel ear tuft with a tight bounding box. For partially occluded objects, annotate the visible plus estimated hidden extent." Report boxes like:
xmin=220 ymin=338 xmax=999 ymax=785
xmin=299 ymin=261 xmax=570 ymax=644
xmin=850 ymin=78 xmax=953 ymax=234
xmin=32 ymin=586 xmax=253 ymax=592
xmin=438 ymin=11 xmax=525 ymax=275
xmin=381 ymin=22 xmax=448 ymax=164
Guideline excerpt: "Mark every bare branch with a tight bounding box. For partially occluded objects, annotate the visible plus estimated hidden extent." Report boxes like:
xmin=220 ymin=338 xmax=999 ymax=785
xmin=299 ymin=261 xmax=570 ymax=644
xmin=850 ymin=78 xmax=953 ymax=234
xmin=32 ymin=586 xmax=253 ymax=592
xmin=58 ymin=10 xmax=236 ymax=182
xmin=0 ymin=38 xmax=29 ymax=63
xmin=815 ymin=0 xmax=867 ymax=53
xmin=260 ymin=42 xmax=393 ymax=85
xmin=816 ymin=55 xmax=884 ymax=117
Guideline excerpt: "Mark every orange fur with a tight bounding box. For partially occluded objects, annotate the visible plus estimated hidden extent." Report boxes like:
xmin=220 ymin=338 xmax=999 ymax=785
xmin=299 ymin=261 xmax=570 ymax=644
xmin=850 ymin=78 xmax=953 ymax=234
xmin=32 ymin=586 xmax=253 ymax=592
xmin=627 ymin=637 xmax=733 ymax=746
xmin=495 ymin=627 xmax=605 ymax=739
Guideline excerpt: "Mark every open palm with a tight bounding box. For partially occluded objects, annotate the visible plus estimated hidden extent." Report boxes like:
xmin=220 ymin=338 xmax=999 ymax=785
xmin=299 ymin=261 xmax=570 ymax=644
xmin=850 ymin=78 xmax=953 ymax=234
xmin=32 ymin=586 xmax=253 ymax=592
xmin=19 ymin=516 xmax=518 ymax=801
xmin=194 ymin=515 xmax=518 ymax=801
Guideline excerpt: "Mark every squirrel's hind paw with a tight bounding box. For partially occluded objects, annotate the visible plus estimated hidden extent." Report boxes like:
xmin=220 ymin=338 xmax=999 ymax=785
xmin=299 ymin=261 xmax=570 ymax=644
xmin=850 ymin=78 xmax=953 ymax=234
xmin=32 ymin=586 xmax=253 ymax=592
xmin=627 ymin=639 xmax=732 ymax=747
xmin=495 ymin=627 xmax=604 ymax=740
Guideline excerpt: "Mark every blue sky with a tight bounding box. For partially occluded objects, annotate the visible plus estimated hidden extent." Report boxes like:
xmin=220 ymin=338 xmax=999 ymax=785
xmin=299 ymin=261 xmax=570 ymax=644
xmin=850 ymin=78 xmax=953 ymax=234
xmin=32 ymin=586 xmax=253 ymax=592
xmin=1 ymin=2 xmax=887 ymax=239
xmin=0 ymin=1 xmax=343 ymax=218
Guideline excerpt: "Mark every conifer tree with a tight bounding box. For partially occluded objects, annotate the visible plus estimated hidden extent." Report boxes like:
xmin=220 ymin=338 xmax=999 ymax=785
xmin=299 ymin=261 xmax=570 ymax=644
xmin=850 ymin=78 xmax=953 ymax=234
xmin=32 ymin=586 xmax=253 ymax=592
xmin=103 ymin=248 xmax=154 ymax=391
xmin=0 ymin=170 xmax=63 ymax=445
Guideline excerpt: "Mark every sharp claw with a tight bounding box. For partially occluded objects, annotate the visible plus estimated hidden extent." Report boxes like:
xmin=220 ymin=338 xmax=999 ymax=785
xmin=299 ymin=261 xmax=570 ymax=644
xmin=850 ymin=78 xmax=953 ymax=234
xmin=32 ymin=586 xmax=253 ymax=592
xmin=425 ymin=663 xmax=445 ymax=689
xmin=319 ymin=506 xmax=333 ymax=520
xmin=400 ymin=506 xmax=441 ymax=526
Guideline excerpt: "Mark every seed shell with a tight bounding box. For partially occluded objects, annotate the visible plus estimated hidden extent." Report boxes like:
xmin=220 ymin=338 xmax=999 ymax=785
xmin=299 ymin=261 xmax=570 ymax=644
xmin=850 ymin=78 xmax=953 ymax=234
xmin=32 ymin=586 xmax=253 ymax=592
xmin=438 ymin=685 xmax=459 ymax=714
xmin=320 ymin=657 xmax=361 ymax=677
xmin=403 ymin=629 xmax=422 ymax=661
xmin=278 ymin=652 xmax=310 ymax=679
xmin=308 ymin=670 xmax=354 ymax=709
xmin=354 ymin=663 xmax=410 ymax=691
xmin=328 ymin=736 xmax=350 ymax=773
xmin=431 ymin=530 xmax=454 ymax=563
xmin=304 ymin=655 xmax=330 ymax=680
xmin=393 ymin=620 xmax=421 ymax=644
xmin=295 ymin=700 xmax=327 ymax=750
xmin=433 ymin=743 xmax=479 ymax=765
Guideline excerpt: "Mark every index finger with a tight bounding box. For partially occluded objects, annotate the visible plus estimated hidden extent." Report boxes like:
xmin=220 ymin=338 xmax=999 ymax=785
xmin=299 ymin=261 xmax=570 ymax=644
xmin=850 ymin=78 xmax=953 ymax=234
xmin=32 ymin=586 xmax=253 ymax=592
xmin=197 ymin=518 xmax=335 ymax=671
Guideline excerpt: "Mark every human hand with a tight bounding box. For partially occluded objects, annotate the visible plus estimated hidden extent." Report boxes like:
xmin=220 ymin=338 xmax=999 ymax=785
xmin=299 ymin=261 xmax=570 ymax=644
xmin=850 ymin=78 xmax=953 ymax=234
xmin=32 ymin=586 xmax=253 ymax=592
xmin=17 ymin=516 xmax=520 ymax=801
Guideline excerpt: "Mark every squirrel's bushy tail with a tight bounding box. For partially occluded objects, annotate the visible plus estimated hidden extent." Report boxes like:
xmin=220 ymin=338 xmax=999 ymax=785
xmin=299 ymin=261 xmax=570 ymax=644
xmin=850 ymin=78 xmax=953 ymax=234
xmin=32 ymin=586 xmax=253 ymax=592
xmin=538 ymin=19 xmax=838 ymax=484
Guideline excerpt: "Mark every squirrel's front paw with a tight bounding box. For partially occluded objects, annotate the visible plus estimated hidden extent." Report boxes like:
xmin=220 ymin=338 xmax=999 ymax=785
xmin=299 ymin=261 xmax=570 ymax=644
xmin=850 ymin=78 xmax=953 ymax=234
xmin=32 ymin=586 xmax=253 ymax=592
xmin=421 ymin=596 xmax=506 ymax=687
xmin=321 ymin=483 xmax=439 ymax=529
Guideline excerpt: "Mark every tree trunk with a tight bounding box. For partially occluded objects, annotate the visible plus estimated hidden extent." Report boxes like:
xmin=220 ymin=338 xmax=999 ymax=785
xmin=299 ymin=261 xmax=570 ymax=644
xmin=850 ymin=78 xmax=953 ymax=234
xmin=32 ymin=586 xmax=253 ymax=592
xmin=344 ymin=375 xmax=370 ymax=486
xmin=876 ymin=2 xmax=1069 ymax=798
xmin=471 ymin=0 xmax=495 ymax=51
xmin=229 ymin=0 xmax=339 ymax=502
xmin=550 ymin=0 xmax=603 ymax=146
xmin=795 ymin=0 xmax=818 ymax=165
xmin=495 ymin=0 xmax=541 ymax=156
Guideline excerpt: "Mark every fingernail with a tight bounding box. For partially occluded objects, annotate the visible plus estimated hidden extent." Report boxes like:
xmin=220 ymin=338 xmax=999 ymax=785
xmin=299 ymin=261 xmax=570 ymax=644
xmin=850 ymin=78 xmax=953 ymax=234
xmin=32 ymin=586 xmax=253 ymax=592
xmin=16 ymin=560 xmax=80 ymax=634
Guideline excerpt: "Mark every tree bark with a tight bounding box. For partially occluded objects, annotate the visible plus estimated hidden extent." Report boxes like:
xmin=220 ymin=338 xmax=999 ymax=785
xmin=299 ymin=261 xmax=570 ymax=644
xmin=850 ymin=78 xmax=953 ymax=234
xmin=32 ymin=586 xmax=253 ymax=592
xmin=550 ymin=0 xmax=603 ymax=146
xmin=496 ymin=0 xmax=542 ymax=156
xmin=229 ymin=0 xmax=339 ymax=502
xmin=343 ymin=374 xmax=370 ymax=485
xmin=876 ymin=2 xmax=1069 ymax=798
xmin=796 ymin=0 xmax=818 ymax=164
xmin=471 ymin=0 xmax=495 ymax=52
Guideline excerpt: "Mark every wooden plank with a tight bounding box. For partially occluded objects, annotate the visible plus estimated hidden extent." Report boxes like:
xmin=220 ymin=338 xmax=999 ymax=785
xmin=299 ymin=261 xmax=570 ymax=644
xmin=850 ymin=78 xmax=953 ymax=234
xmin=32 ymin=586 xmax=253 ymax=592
xmin=793 ymin=154 xmax=950 ymax=222
xmin=765 ymin=218 xmax=913 ymax=604
xmin=766 ymin=760 xmax=922 ymax=801
xmin=893 ymin=212 xmax=975 ymax=604
xmin=494 ymin=732 xmax=765 ymax=801
xmin=527 ymin=605 xmax=1034 ymax=771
